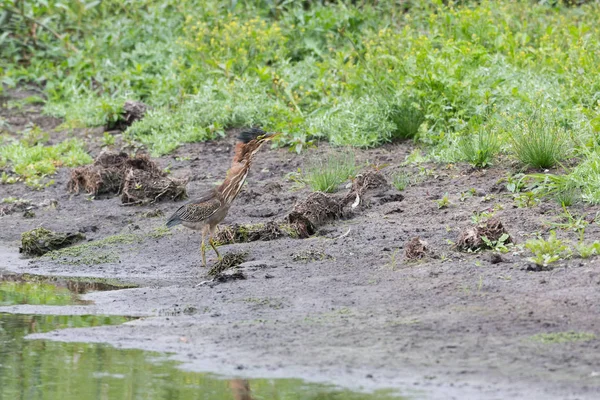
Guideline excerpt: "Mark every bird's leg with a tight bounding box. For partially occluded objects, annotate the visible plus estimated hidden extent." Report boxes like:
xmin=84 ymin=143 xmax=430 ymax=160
xmin=200 ymin=230 xmax=207 ymax=267
xmin=209 ymin=237 xmax=222 ymax=260
xmin=209 ymin=226 xmax=222 ymax=261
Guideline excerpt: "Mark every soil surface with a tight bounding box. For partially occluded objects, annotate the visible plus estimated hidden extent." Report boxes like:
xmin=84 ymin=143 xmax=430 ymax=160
xmin=2 ymin=89 xmax=600 ymax=399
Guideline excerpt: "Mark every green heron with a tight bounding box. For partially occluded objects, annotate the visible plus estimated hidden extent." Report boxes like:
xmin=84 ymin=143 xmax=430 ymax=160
xmin=166 ymin=128 xmax=278 ymax=266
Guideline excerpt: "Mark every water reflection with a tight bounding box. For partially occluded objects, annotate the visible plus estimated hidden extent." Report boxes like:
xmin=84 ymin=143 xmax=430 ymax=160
xmin=0 ymin=313 xmax=407 ymax=400
xmin=0 ymin=271 xmax=136 ymax=306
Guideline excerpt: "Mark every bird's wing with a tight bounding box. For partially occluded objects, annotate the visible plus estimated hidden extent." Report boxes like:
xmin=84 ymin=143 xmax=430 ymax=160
xmin=167 ymin=189 xmax=222 ymax=225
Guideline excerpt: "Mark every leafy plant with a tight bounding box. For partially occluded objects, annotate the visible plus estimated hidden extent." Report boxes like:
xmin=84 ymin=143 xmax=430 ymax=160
xmin=525 ymin=231 xmax=571 ymax=267
xmin=481 ymin=233 xmax=511 ymax=253
xmin=436 ymin=193 xmax=451 ymax=209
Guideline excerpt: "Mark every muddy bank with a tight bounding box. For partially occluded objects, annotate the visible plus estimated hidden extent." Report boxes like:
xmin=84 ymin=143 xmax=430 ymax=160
xmin=2 ymin=90 xmax=600 ymax=399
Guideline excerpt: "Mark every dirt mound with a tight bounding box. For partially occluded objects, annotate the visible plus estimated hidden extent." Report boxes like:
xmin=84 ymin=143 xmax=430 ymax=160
xmin=20 ymin=227 xmax=85 ymax=256
xmin=289 ymin=192 xmax=346 ymax=238
xmin=404 ymin=237 xmax=429 ymax=260
xmin=289 ymin=170 xmax=395 ymax=237
xmin=456 ymin=217 xmax=513 ymax=251
xmin=68 ymin=151 xmax=187 ymax=204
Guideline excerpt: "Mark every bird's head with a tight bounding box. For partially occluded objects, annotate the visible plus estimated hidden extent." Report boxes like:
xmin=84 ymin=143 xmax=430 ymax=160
xmin=236 ymin=128 xmax=281 ymax=160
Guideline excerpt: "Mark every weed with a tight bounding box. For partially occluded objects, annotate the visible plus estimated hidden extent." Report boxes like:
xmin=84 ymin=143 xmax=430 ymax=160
xmin=505 ymin=174 xmax=526 ymax=194
xmin=436 ymin=193 xmax=451 ymax=209
xmin=481 ymin=233 xmax=511 ymax=253
xmin=513 ymin=192 xmax=541 ymax=208
xmin=386 ymin=248 xmax=400 ymax=270
xmin=391 ymin=172 xmax=411 ymax=191
xmin=525 ymin=231 xmax=571 ymax=267
xmin=102 ymin=132 xmax=115 ymax=147
xmin=303 ymin=151 xmax=357 ymax=193
xmin=574 ymin=241 xmax=600 ymax=259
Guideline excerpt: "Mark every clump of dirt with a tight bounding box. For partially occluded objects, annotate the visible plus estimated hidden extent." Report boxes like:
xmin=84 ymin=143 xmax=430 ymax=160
xmin=20 ymin=227 xmax=85 ymax=257
xmin=110 ymin=100 xmax=149 ymax=131
xmin=456 ymin=217 xmax=513 ymax=251
xmin=288 ymin=192 xmax=346 ymax=238
xmin=68 ymin=151 xmax=187 ymax=204
xmin=404 ymin=237 xmax=429 ymax=260
xmin=288 ymin=170 xmax=395 ymax=237
xmin=207 ymin=252 xmax=249 ymax=277
xmin=215 ymin=221 xmax=295 ymax=245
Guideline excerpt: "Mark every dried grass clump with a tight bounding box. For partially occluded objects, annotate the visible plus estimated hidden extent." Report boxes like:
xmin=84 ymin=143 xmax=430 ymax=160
xmin=68 ymin=151 xmax=187 ymax=204
xmin=404 ymin=237 xmax=429 ymax=260
xmin=121 ymin=169 xmax=187 ymax=205
xmin=456 ymin=217 xmax=512 ymax=251
xmin=214 ymin=221 xmax=289 ymax=245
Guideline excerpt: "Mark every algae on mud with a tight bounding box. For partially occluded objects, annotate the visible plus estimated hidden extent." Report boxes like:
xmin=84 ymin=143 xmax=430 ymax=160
xmin=20 ymin=227 xmax=85 ymax=256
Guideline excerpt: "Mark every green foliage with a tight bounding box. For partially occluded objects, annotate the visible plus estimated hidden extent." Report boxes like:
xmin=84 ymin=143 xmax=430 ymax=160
xmin=525 ymin=231 xmax=571 ymax=267
xmin=481 ymin=233 xmax=511 ymax=253
xmin=1 ymin=0 xmax=600 ymax=164
xmin=303 ymin=151 xmax=357 ymax=193
xmin=574 ymin=241 xmax=600 ymax=259
xmin=436 ymin=193 xmax=451 ymax=209
xmin=0 ymin=135 xmax=92 ymax=187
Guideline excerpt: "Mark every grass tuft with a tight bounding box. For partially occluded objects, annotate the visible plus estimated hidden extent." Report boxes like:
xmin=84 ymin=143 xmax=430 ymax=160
xmin=304 ymin=151 xmax=358 ymax=193
xmin=458 ymin=128 xmax=500 ymax=168
xmin=509 ymin=112 xmax=569 ymax=169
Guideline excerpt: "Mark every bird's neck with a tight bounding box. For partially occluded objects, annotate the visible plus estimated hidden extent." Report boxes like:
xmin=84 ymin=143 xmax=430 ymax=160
xmin=219 ymin=159 xmax=252 ymax=204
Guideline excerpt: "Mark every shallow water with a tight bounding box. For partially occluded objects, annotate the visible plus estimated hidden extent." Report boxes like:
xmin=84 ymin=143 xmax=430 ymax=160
xmin=0 ymin=275 xmax=407 ymax=400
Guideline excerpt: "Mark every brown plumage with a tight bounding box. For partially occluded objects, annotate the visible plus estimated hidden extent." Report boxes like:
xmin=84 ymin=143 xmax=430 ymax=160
xmin=166 ymin=128 xmax=278 ymax=266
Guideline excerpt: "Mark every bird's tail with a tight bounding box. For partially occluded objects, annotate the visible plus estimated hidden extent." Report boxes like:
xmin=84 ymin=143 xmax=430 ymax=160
xmin=165 ymin=214 xmax=181 ymax=228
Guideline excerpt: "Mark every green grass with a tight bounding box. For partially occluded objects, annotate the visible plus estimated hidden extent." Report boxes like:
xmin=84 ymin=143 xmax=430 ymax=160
xmin=303 ymin=151 xmax=357 ymax=193
xmin=2 ymin=0 xmax=600 ymax=201
xmin=392 ymin=171 xmax=411 ymax=191
xmin=458 ymin=125 xmax=500 ymax=168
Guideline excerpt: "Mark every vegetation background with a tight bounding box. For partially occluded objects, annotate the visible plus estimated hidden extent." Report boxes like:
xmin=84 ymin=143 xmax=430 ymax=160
xmin=1 ymin=0 xmax=600 ymax=201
